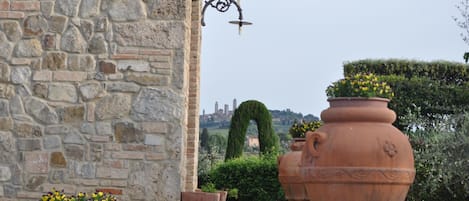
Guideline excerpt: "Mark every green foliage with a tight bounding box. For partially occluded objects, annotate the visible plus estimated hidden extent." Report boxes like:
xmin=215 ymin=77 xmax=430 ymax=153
xmin=208 ymin=133 xmax=227 ymax=154
xmin=288 ymin=120 xmax=322 ymax=138
xmin=228 ymin=188 xmax=239 ymax=200
xmin=344 ymin=59 xmax=469 ymax=85
xmin=225 ymin=100 xmax=279 ymax=160
xmin=326 ymin=73 xmax=394 ymax=99
xmin=201 ymin=182 xmax=217 ymax=193
xmin=209 ymin=155 xmax=286 ymax=201
xmin=404 ymin=110 xmax=469 ymax=201
xmin=343 ymin=59 xmax=469 ymax=129
xmin=200 ymin=128 xmax=209 ymax=151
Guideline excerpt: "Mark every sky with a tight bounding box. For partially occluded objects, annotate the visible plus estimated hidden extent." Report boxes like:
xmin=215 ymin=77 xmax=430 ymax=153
xmin=199 ymin=0 xmax=467 ymax=118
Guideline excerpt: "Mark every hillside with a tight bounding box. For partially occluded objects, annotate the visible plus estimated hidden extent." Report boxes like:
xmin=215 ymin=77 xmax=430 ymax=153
xmin=199 ymin=109 xmax=319 ymax=135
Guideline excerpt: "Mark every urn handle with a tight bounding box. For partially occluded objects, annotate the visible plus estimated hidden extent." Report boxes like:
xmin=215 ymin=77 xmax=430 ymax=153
xmin=306 ymin=131 xmax=327 ymax=158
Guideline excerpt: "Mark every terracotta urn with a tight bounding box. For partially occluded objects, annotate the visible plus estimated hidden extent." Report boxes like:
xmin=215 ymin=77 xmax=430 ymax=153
xmin=300 ymin=97 xmax=415 ymax=201
xmin=278 ymin=138 xmax=309 ymax=201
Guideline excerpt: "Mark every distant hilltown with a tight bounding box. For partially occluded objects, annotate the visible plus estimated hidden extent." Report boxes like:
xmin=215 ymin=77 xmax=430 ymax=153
xmin=200 ymin=99 xmax=319 ymax=128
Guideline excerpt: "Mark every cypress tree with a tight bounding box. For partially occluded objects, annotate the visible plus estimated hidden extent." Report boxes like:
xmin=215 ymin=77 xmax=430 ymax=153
xmin=200 ymin=128 xmax=209 ymax=151
xmin=225 ymin=100 xmax=279 ymax=161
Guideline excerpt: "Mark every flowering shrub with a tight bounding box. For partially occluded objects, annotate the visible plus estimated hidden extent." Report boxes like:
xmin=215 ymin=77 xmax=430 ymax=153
xmin=41 ymin=189 xmax=117 ymax=201
xmin=326 ymin=73 xmax=394 ymax=99
xmin=288 ymin=120 xmax=322 ymax=138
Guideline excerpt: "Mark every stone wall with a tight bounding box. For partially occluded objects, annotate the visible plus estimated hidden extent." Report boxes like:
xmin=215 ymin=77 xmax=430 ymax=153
xmin=0 ymin=0 xmax=200 ymax=200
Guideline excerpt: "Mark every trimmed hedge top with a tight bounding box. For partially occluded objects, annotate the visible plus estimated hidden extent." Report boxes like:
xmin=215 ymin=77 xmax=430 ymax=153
xmin=344 ymin=59 xmax=469 ymax=85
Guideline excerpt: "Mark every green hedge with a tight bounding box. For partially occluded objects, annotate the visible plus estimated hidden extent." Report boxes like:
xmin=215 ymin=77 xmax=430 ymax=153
xmin=209 ymin=155 xmax=286 ymax=201
xmin=225 ymin=100 xmax=279 ymax=160
xmin=343 ymin=59 xmax=469 ymax=129
xmin=377 ymin=75 xmax=469 ymax=129
xmin=344 ymin=59 xmax=469 ymax=85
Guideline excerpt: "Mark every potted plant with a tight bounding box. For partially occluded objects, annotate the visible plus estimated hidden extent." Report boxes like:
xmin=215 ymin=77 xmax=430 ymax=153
xmin=299 ymin=73 xmax=415 ymax=201
xmin=278 ymin=120 xmax=322 ymax=201
xmin=181 ymin=182 xmax=238 ymax=201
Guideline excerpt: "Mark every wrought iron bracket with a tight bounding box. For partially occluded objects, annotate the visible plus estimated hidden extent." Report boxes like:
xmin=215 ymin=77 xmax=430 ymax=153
xmin=201 ymin=0 xmax=252 ymax=28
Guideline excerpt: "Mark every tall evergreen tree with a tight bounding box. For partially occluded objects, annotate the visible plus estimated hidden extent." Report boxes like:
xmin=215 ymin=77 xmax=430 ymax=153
xmin=200 ymin=128 xmax=209 ymax=151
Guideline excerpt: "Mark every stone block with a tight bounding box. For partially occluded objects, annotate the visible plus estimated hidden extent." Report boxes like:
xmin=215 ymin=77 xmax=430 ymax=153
xmin=14 ymin=121 xmax=42 ymax=138
xmin=48 ymin=83 xmax=77 ymax=103
xmin=24 ymin=152 xmax=48 ymax=173
xmin=112 ymin=152 xmax=144 ymax=160
xmin=146 ymin=153 xmax=166 ymax=161
xmin=122 ymin=144 xmax=146 ymax=151
xmin=48 ymin=15 xmax=68 ymax=33
xmin=10 ymin=96 xmax=25 ymax=116
xmin=95 ymin=16 xmax=108 ymax=32
xmin=33 ymin=71 xmax=52 ymax=81
xmin=53 ymin=71 xmax=87 ymax=81
xmin=80 ymin=0 xmax=100 ymax=18
xmin=11 ymin=58 xmax=31 ymax=65
xmin=114 ymin=121 xmax=143 ymax=143
xmin=65 ymin=145 xmax=85 ymax=161
xmin=16 ymin=139 xmax=41 ymax=151
xmin=0 ymin=31 xmax=12 ymax=59
xmin=43 ymin=52 xmax=67 ymax=70
xmin=10 ymin=1 xmax=40 ymax=11
xmin=98 ymin=61 xmax=116 ymax=74
xmin=61 ymin=26 xmax=86 ymax=53
xmin=10 ymin=66 xmax=31 ymax=84
xmin=79 ymin=81 xmax=104 ymax=101
xmin=33 ymin=83 xmax=48 ymax=98
xmin=68 ymin=55 xmax=96 ymax=71
xmin=63 ymin=130 xmax=85 ymax=144
xmin=55 ymin=0 xmax=81 ymax=17
xmin=25 ymin=175 xmax=46 ymax=191
xmin=88 ymin=34 xmax=107 ymax=54
xmin=141 ymin=122 xmax=167 ymax=134
xmin=43 ymin=33 xmax=57 ymax=50
xmin=14 ymin=39 xmax=43 ymax=57
xmin=88 ymin=143 xmax=103 ymax=161
xmin=96 ymin=167 xmax=129 ymax=179
xmin=44 ymin=135 xmax=61 ymax=150
xmin=58 ymin=104 xmax=85 ymax=122
xmin=144 ymin=134 xmax=164 ymax=146
xmin=50 ymin=152 xmax=67 ymax=168
xmin=105 ymin=81 xmax=140 ymax=93
xmin=147 ymin=0 xmax=186 ymax=20
xmin=96 ymin=122 xmax=112 ymax=135
xmin=23 ymin=15 xmax=48 ymax=37
xmin=95 ymin=94 xmax=131 ymax=120
xmin=102 ymin=0 xmax=146 ymax=21
xmin=77 ymin=163 xmax=96 ymax=178
xmin=0 ymin=62 xmax=10 ymax=81
xmin=23 ymin=96 xmax=59 ymax=124
xmin=131 ymin=88 xmax=184 ymax=121
xmin=1 ymin=21 xmax=22 ymax=42
xmin=114 ymin=21 xmax=185 ymax=49
xmin=0 ymin=117 xmax=13 ymax=131
xmin=0 ymin=11 xmax=25 ymax=19
xmin=0 ymin=0 xmax=9 ymax=11
xmin=41 ymin=1 xmax=54 ymax=18
xmin=0 ymin=98 xmax=8 ymax=116
xmin=117 ymin=60 xmax=150 ymax=72
xmin=79 ymin=19 xmax=93 ymax=40
xmin=125 ymin=72 xmax=169 ymax=86
xmin=45 ymin=125 xmax=72 ymax=135
xmin=0 ymin=165 xmax=11 ymax=181
xmin=49 ymin=170 xmax=65 ymax=183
